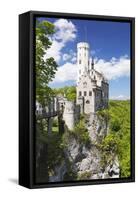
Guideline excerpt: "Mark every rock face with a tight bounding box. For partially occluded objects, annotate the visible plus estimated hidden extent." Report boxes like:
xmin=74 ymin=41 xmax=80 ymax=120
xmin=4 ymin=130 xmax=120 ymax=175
xmin=49 ymin=161 xmax=67 ymax=182
xmin=86 ymin=113 xmax=108 ymax=143
xmin=48 ymin=113 xmax=120 ymax=182
xmin=51 ymin=113 xmax=119 ymax=181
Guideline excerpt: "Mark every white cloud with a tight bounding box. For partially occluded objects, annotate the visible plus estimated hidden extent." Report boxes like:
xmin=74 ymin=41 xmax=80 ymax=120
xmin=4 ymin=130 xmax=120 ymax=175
xmin=45 ymin=40 xmax=64 ymax=62
xmin=62 ymin=51 xmax=77 ymax=62
xmin=54 ymin=19 xmax=77 ymax=43
xmin=50 ymin=55 xmax=130 ymax=85
xmin=71 ymin=56 xmax=77 ymax=63
xmin=50 ymin=62 xmax=77 ymax=84
xmin=45 ymin=19 xmax=77 ymax=63
xmin=63 ymin=53 xmax=72 ymax=61
xmin=95 ymin=55 xmax=130 ymax=80
xmin=110 ymin=95 xmax=130 ymax=100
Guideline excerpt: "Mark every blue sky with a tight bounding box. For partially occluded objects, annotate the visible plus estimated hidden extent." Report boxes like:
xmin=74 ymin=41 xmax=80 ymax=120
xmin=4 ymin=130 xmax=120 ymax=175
xmin=37 ymin=17 xmax=131 ymax=100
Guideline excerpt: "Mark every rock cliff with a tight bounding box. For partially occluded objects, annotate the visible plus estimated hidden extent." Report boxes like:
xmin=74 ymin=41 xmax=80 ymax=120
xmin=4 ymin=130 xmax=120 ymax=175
xmin=49 ymin=113 xmax=120 ymax=182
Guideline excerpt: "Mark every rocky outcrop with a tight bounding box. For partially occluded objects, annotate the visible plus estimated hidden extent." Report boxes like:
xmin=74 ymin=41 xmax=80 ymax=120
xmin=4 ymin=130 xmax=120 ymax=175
xmin=49 ymin=161 xmax=67 ymax=182
xmin=86 ymin=113 xmax=108 ymax=143
xmin=64 ymin=113 xmax=119 ymax=180
xmin=48 ymin=113 xmax=120 ymax=182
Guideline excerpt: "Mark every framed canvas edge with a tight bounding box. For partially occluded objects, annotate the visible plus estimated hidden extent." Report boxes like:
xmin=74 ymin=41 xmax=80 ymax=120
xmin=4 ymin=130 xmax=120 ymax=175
xmin=19 ymin=10 xmax=135 ymax=189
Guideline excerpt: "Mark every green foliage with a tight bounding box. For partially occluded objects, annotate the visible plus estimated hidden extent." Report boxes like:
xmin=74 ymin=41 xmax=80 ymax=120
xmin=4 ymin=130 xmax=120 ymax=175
xmin=77 ymin=171 xmax=92 ymax=180
xmin=52 ymin=118 xmax=58 ymax=127
xmin=36 ymin=118 xmax=65 ymax=178
xmin=36 ymin=20 xmax=58 ymax=105
xmin=62 ymin=118 xmax=91 ymax=149
xmin=53 ymin=86 xmax=76 ymax=101
xmin=97 ymin=109 xmax=110 ymax=121
xmin=100 ymin=100 xmax=131 ymax=178
xmin=73 ymin=120 xmax=91 ymax=146
xmin=99 ymin=132 xmax=119 ymax=167
xmin=66 ymin=86 xmax=76 ymax=101
xmin=110 ymin=119 xmax=121 ymax=132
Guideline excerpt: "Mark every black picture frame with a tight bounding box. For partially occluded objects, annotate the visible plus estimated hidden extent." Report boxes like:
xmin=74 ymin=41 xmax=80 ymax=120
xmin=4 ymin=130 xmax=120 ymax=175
xmin=19 ymin=10 xmax=135 ymax=189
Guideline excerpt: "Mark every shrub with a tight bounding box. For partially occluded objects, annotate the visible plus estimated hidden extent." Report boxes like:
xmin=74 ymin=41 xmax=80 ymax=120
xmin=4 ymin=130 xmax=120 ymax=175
xmin=73 ymin=120 xmax=91 ymax=146
xmin=110 ymin=119 xmax=121 ymax=132
xmin=77 ymin=171 xmax=92 ymax=180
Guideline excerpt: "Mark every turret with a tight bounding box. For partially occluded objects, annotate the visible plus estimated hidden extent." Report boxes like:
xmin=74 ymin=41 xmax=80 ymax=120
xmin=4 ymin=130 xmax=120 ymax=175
xmin=77 ymin=42 xmax=89 ymax=83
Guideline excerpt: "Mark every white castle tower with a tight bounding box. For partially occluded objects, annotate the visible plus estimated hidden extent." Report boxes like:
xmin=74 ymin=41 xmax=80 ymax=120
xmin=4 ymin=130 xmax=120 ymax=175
xmin=63 ymin=101 xmax=80 ymax=130
xmin=77 ymin=42 xmax=89 ymax=83
xmin=76 ymin=42 xmax=109 ymax=114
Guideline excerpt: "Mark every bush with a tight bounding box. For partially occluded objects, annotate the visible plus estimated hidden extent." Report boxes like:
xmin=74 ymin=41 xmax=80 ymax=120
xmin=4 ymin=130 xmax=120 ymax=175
xmin=52 ymin=118 xmax=58 ymax=127
xmin=73 ymin=120 xmax=91 ymax=146
xmin=110 ymin=119 xmax=121 ymax=132
xmin=77 ymin=171 xmax=92 ymax=180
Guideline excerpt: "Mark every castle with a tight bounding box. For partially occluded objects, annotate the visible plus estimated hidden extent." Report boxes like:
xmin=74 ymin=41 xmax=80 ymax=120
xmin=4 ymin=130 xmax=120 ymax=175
xmin=36 ymin=42 xmax=109 ymax=130
xmin=76 ymin=42 xmax=109 ymax=114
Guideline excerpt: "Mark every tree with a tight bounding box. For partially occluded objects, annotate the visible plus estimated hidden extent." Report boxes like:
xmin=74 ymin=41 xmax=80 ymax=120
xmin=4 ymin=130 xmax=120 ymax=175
xmin=66 ymin=86 xmax=76 ymax=101
xmin=53 ymin=86 xmax=76 ymax=101
xmin=36 ymin=20 xmax=58 ymax=105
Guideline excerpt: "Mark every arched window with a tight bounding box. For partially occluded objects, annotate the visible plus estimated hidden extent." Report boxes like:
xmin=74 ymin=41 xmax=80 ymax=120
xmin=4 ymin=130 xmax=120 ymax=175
xmin=86 ymin=100 xmax=90 ymax=104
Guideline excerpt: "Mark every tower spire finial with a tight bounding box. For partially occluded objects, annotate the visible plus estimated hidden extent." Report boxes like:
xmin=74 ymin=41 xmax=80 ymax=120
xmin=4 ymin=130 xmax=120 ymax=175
xmin=84 ymin=26 xmax=87 ymax=42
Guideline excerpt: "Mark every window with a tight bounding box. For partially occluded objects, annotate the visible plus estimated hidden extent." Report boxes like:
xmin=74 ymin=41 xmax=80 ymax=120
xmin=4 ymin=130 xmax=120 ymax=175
xmin=79 ymin=60 xmax=81 ymax=64
xmin=79 ymin=70 xmax=81 ymax=74
xmin=79 ymin=91 xmax=82 ymax=96
xmin=86 ymin=100 xmax=90 ymax=104
xmin=83 ymin=82 xmax=87 ymax=88
xmin=84 ymin=91 xmax=87 ymax=96
xmin=89 ymin=91 xmax=92 ymax=96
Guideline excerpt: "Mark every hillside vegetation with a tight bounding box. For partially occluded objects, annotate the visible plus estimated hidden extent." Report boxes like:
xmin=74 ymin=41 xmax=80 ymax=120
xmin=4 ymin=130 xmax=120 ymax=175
xmin=97 ymin=100 xmax=131 ymax=178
